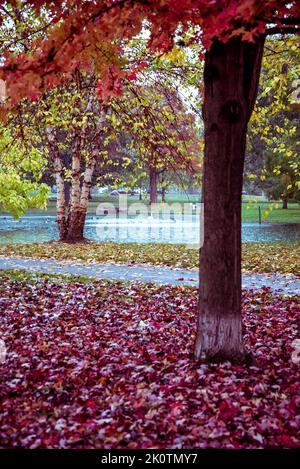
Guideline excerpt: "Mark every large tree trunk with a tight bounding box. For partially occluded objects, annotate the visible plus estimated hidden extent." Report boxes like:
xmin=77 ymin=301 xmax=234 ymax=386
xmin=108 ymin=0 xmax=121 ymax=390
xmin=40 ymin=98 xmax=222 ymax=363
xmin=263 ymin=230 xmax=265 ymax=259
xmin=149 ymin=166 xmax=158 ymax=204
xmin=195 ymin=36 xmax=265 ymax=362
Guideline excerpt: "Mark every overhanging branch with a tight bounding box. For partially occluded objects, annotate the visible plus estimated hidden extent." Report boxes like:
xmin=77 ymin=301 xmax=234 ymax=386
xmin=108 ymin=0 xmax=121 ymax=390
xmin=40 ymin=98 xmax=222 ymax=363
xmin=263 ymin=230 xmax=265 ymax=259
xmin=266 ymin=26 xmax=300 ymax=35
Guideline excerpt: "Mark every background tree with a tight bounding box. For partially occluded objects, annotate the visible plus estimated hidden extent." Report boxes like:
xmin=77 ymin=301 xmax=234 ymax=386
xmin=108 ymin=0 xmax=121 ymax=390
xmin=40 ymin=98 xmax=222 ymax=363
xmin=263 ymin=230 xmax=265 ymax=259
xmin=108 ymin=83 xmax=202 ymax=204
xmin=0 ymin=124 xmax=49 ymax=217
xmin=12 ymin=72 xmax=108 ymax=242
xmin=245 ymin=36 xmax=300 ymax=208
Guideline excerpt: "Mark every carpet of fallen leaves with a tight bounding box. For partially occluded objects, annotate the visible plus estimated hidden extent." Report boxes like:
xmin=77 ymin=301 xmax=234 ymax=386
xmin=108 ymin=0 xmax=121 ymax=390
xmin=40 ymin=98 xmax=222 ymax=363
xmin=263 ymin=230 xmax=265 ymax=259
xmin=0 ymin=241 xmax=299 ymax=274
xmin=0 ymin=274 xmax=299 ymax=449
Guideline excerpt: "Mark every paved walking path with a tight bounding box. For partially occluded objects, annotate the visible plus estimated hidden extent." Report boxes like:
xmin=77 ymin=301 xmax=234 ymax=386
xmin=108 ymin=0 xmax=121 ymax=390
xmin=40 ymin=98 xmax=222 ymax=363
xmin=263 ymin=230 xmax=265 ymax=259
xmin=0 ymin=256 xmax=299 ymax=295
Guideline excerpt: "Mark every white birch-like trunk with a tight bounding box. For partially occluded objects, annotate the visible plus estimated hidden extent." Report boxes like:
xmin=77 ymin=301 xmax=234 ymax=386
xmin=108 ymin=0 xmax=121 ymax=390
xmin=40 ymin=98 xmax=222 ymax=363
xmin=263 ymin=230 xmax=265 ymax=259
xmin=65 ymin=103 xmax=105 ymax=242
xmin=80 ymin=153 xmax=97 ymax=212
xmin=66 ymin=133 xmax=83 ymax=242
xmin=46 ymin=127 xmax=67 ymax=240
xmin=55 ymin=155 xmax=67 ymax=240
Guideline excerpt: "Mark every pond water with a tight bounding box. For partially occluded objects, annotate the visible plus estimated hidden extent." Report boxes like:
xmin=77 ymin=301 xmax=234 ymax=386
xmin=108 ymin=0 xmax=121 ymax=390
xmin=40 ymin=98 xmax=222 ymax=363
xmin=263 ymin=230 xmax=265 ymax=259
xmin=0 ymin=214 xmax=299 ymax=244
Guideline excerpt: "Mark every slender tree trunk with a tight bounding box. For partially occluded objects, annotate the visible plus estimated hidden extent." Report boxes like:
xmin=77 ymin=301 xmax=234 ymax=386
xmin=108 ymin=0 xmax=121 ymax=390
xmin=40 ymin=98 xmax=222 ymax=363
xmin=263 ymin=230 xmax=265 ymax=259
xmin=149 ymin=166 xmax=158 ymax=204
xmin=161 ymin=173 xmax=166 ymax=203
xmin=282 ymin=195 xmax=288 ymax=209
xmin=77 ymin=151 xmax=97 ymax=238
xmin=46 ymin=127 xmax=67 ymax=240
xmin=195 ymin=36 xmax=265 ymax=362
xmin=65 ymin=133 xmax=84 ymax=243
xmin=55 ymin=155 xmax=67 ymax=241
xmin=65 ymin=180 xmax=71 ymax=207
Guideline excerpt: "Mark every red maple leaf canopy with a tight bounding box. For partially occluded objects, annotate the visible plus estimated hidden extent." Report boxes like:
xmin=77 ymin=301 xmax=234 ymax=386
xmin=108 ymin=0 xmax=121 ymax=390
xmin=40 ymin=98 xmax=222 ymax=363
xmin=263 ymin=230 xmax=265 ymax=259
xmin=0 ymin=0 xmax=299 ymax=102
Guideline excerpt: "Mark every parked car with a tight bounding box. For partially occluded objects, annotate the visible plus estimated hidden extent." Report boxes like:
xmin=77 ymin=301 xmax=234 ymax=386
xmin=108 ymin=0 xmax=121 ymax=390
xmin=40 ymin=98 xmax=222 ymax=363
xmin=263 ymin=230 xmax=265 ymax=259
xmin=109 ymin=189 xmax=138 ymax=196
xmin=146 ymin=189 xmax=166 ymax=195
xmin=96 ymin=187 xmax=109 ymax=194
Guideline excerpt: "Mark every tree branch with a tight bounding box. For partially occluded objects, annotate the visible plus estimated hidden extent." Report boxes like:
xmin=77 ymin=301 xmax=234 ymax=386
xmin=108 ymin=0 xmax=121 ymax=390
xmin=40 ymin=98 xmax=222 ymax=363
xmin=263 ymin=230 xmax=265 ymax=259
xmin=266 ymin=26 xmax=300 ymax=36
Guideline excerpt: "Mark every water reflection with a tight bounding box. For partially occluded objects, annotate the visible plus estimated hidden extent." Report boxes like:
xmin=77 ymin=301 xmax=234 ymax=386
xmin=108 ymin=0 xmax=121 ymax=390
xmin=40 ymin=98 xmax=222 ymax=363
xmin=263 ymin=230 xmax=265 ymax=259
xmin=0 ymin=215 xmax=299 ymax=244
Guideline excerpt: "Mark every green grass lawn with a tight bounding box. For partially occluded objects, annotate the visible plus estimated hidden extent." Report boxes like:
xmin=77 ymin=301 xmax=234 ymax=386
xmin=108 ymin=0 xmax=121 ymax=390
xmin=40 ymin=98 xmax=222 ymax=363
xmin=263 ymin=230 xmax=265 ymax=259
xmin=2 ymin=195 xmax=299 ymax=222
xmin=242 ymin=202 xmax=300 ymax=223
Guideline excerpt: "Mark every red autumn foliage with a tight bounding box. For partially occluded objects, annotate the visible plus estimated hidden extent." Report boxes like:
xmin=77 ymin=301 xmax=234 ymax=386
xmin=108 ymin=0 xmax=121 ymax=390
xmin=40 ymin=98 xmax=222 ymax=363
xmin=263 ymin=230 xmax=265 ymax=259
xmin=1 ymin=1 xmax=299 ymax=102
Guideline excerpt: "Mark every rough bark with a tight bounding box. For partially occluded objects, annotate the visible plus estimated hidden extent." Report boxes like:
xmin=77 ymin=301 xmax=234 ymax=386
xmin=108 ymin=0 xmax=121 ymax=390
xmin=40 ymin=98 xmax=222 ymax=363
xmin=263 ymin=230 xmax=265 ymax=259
xmin=195 ymin=36 xmax=265 ymax=362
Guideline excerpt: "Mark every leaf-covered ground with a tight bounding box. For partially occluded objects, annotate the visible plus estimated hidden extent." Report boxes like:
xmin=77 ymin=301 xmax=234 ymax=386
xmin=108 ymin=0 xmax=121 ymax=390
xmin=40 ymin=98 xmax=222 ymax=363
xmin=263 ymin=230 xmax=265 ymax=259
xmin=0 ymin=241 xmax=299 ymax=275
xmin=0 ymin=272 xmax=299 ymax=449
